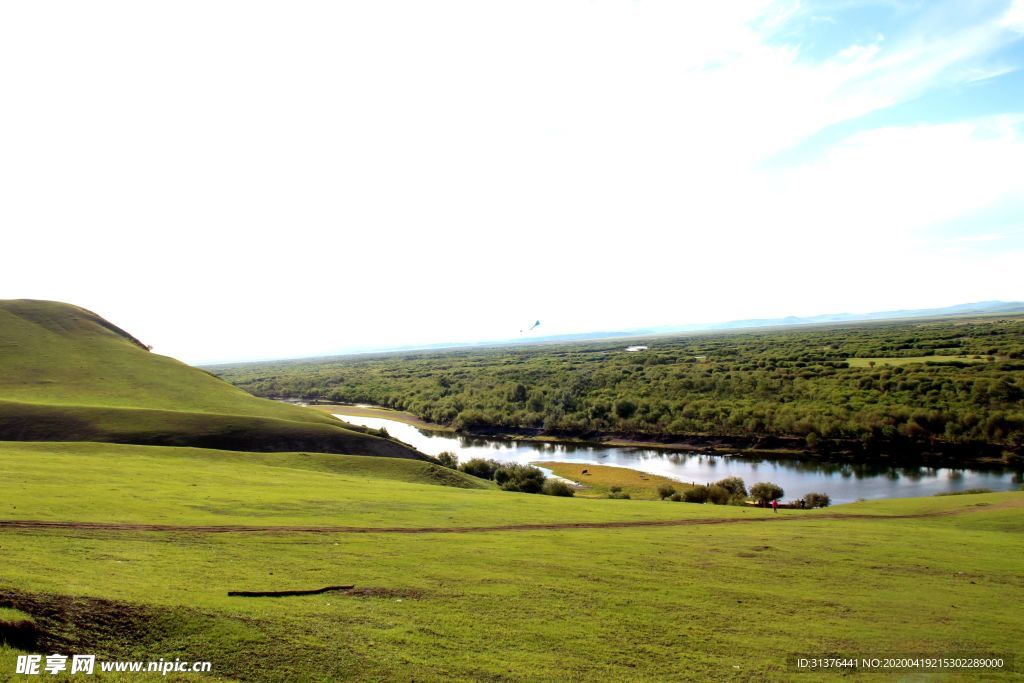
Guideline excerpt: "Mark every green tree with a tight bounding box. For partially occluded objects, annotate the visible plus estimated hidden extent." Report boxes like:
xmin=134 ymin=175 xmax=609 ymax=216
xmin=706 ymin=485 xmax=732 ymax=505
xmin=803 ymin=492 xmax=830 ymax=508
xmin=682 ymin=485 xmax=709 ymax=503
xmin=436 ymin=451 xmax=458 ymax=469
xmin=509 ymin=383 xmax=529 ymax=403
xmin=458 ymin=458 xmax=501 ymax=480
xmin=750 ymin=482 xmax=784 ymax=506
xmin=615 ymin=399 xmax=637 ymax=419
xmin=714 ymin=477 xmax=747 ymax=498
xmin=494 ymin=464 xmax=546 ymax=493
xmin=542 ymin=479 xmax=574 ymax=497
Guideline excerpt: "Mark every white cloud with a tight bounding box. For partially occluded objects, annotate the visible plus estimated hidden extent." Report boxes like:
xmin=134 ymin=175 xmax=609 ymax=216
xmin=0 ymin=1 xmax=1021 ymax=363
xmin=1003 ymin=0 xmax=1024 ymax=33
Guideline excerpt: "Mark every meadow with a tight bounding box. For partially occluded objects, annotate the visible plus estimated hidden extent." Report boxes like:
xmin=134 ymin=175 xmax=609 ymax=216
xmin=1 ymin=442 xmax=1022 ymax=681
xmin=3 ymin=302 xmax=1023 ymax=680
xmin=533 ymin=461 xmax=685 ymax=500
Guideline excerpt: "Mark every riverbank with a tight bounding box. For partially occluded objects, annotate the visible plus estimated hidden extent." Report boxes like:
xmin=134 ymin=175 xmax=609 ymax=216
xmin=310 ymin=403 xmax=1022 ymax=502
xmin=309 ymin=402 xmax=1017 ymax=469
xmin=309 ymin=404 xmax=452 ymax=432
xmin=310 ymin=403 xmax=809 ymax=455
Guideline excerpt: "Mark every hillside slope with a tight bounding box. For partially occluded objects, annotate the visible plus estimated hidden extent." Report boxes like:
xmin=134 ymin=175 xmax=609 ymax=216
xmin=0 ymin=300 xmax=425 ymax=459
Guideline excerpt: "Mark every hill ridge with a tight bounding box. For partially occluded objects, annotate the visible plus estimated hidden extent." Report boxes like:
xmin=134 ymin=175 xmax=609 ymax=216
xmin=3 ymin=299 xmax=150 ymax=350
xmin=0 ymin=299 xmax=426 ymax=459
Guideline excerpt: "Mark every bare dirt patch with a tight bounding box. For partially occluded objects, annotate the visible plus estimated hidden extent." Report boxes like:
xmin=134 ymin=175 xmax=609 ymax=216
xmin=0 ymin=588 xmax=177 ymax=654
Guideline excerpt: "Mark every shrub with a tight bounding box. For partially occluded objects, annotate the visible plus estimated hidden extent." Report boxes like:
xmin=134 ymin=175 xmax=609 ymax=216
xmin=610 ymin=486 xmax=622 ymax=493
xmin=706 ymin=484 xmax=732 ymax=505
xmin=614 ymin=400 xmax=637 ymax=419
xmin=750 ymin=482 xmax=785 ymax=506
xmin=607 ymin=491 xmax=631 ymax=499
xmin=657 ymin=483 xmax=677 ymax=500
xmin=669 ymin=492 xmax=683 ymax=502
xmin=452 ymin=410 xmax=491 ymax=430
xmin=494 ymin=463 xmax=546 ymax=493
xmin=682 ymin=485 xmax=710 ymax=503
xmin=542 ymin=479 xmax=575 ymax=497
xmin=714 ymin=476 xmax=747 ymax=498
xmin=435 ymin=451 xmax=458 ymax=469
xmin=802 ymin=492 xmax=831 ymax=508
xmin=458 ymin=458 xmax=501 ymax=480
xmin=509 ymin=383 xmax=529 ymax=403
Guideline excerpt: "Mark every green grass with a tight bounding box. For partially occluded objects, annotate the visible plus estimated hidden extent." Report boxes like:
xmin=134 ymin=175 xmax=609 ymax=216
xmin=1 ymin=442 xmax=1022 ymax=681
xmin=2 ymin=302 xmax=1021 ymax=679
xmin=0 ymin=607 xmax=31 ymax=623
xmin=0 ymin=300 xmax=421 ymax=458
xmin=534 ymin=461 xmax=691 ymax=500
xmin=0 ymin=442 xmax=756 ymax=527
xmin=0 ymin=301 xmax=317 ymax=417
xmin=934 ymin=487 xmax=994 ymax=496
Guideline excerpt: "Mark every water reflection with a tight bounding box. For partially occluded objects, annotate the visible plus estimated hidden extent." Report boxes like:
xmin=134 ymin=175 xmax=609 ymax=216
xmin=338 ymin=413 xmax=1022 ymax=504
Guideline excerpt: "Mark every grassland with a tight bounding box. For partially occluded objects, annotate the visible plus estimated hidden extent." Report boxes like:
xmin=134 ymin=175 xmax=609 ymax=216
xmin=1 ymin=442 xmax=1022 ymax=680
xmin=0 ymin=300 xmax=422 ymax=458
xmin=213 ymin=315 xmax=1024 ymax=463
xmin=0 ymin=608 xmax=30 ymax=623
xmin=3 ymin=302 xmax=1022 ymax=680
xmin=533 ymin=461 xmax=690 ymax=500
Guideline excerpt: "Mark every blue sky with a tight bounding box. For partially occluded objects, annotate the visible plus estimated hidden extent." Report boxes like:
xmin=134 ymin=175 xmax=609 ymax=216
xmin=1 ymin=0 xmax=1023 ymax=363
xmin=764 ymin=1 xmax=1024 ymax=164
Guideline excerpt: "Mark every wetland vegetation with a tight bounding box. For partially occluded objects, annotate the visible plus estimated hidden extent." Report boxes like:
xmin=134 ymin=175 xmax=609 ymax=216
xmin=213 ymin=315 xmax=1024 ymax=465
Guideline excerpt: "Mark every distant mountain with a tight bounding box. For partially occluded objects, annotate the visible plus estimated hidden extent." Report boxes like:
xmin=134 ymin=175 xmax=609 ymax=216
xmin=228 ymin=301 xmax=1024 ymax=364
xmin=682 ymin=301 xmax=1024 ymax=332
xmin=480 ymin=301 xmax=1024 ymax=346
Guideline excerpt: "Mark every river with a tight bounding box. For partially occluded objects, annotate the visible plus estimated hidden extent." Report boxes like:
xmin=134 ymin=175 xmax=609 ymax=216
xmin=334 ymin=411 xmax=1022 ymax=504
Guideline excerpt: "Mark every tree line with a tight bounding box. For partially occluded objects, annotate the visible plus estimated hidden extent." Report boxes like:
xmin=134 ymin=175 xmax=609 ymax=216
xmin=211 ymin=316 xmax=1024 ymax=456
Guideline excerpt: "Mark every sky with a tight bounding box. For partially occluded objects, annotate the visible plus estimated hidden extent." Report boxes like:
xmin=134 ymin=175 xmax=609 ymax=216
xmin=2 ymin=0 xmax=1023 ymax=364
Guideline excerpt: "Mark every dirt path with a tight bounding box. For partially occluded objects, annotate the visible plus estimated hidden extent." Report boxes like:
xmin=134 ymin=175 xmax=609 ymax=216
xmin=0 ymin=499 xmax=1018 ymax=535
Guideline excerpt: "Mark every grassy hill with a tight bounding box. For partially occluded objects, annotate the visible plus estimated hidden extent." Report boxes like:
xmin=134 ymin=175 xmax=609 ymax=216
xmin=1 ymin=300 xmax=1020 ymax=680
xmin=0 ymin=300 xmax=424 ymax=458
xmin=0 ymin=441 xmax=1020 ymax=680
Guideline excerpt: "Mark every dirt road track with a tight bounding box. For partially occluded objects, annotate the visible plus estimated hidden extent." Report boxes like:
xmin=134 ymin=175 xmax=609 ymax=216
xmin=0 ymin=499 xmax=1018 ymax=535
